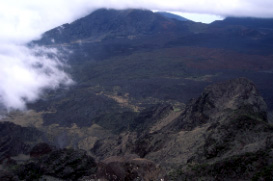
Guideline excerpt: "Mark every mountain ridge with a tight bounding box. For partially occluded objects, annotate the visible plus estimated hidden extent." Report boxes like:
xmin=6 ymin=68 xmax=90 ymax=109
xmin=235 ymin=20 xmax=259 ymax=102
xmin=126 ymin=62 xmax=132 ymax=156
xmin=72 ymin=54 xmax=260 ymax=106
xmin=213 ymin=16 xmax=273 ymax=29
xmin=33 ymin=8 xmax=189 ymax=45
xmin=156 ymin=11 xmax=189 ymax=22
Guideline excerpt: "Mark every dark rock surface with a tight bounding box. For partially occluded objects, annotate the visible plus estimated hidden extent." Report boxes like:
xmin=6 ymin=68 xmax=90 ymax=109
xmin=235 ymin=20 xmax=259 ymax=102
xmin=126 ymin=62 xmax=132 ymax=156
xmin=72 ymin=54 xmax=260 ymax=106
xmin=96 ymin=155 xmax=165 ymax=180
xmin=34 ymin=8 xmax=188 ymax=45
xmin=29 ymin=143 xmax=54 ymax=158
xmin=130 ymin=103 xmax=174 ymax=132
xmin=0 ymin=170 xmax=19 ymax=181
xmin=0 ymin=122 xmax=44 ymax=163
xmin=172 ymin=77 xmax=267 ymax=131
xmin=125 ymin=78 xmax=273 ymax=180
xmin=169 ymin=149 xmax=273 ymax=181
xmin=18 ymin=148 xmax=97 ymax=180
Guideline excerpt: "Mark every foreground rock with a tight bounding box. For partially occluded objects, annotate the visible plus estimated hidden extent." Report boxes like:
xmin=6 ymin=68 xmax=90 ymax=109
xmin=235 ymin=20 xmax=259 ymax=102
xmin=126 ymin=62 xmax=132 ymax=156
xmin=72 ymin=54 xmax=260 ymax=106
xmin=0 ymin=77 xmax=272 ymax=180
xmin=0 ymin=122 xmax=44 ymax=163
xmin=18 ymin=148 xmax=97 ymax=180
xmin=130 ymin=78 xmax=273 ymax=180
xmin=75 ymin=78 xmax=273 ymax=181
xmin=171 ymin=77 xmax=267 ymax=131
xmin=96 ymin=155 xmax=165 ymax=180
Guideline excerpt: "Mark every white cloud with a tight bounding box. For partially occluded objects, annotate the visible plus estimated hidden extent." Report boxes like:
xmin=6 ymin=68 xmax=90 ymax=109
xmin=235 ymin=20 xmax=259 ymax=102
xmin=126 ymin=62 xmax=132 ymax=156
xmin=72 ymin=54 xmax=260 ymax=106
xmin=0 ymin=0 xmax=273 ymax=110
xmin=0 ymin=0 xmax=273 ymax=43
xmin=0 ymin=44 xmax=73 ymax=110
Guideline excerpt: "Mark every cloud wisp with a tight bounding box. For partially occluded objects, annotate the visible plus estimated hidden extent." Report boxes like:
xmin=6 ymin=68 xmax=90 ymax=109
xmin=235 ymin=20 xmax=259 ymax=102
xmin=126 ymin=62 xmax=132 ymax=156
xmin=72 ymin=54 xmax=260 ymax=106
xmin=0 ymin=44 xmax=73 ymax=111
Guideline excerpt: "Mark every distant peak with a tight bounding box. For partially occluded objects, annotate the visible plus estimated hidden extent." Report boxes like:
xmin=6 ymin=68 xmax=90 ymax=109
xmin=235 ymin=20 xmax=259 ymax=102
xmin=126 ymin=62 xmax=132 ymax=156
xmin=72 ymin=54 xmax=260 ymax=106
xmin=156 ymin=11 xmax=189 ymax=21
xmin=213 ymin=16 xmax=273 ymax=29
xmin=33 ymin=8 xmax=187 ymax=45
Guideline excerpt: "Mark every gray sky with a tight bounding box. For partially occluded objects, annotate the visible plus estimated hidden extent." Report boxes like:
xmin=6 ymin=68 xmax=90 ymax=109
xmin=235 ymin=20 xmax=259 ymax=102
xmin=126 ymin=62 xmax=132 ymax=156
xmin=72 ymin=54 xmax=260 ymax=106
xmin=0 ymin=0 xmax=273 ymax=110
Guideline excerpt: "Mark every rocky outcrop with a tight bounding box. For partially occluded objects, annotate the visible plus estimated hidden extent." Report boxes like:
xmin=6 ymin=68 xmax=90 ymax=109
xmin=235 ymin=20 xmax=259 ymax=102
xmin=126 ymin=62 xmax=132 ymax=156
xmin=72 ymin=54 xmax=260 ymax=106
xmin=96 ymin=155 xmax=165 ymax=181
xmin=171 ymin=77 xmax=267 ymax=131
xmin=0 ymin=122 xmax=44 ymax=163
xmin=17 ymin=148 xmax=97 ymax=180
xmin=129 ymin=78 xmax=273 ymax=180
xmin=169 ymin=149 xmax=273 ymax=181
xmin=130 ymin=103 xmax=174 ymax=132
xmin=29 ymin=143 xmax=54 ymax=158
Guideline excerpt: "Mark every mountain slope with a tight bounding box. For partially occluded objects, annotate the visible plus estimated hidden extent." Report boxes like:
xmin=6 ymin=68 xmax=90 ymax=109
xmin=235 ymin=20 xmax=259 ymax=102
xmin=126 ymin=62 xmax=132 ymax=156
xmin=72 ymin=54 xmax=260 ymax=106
xmin=213 ymin=17 xmax=273 ymax=29
xmin=33 ymin=8 xmax=189 ymax=45
xmin=157 ymin=12 xmax=189 ymax=21
xmin=30 ymin=9 xmax=273 ymax=114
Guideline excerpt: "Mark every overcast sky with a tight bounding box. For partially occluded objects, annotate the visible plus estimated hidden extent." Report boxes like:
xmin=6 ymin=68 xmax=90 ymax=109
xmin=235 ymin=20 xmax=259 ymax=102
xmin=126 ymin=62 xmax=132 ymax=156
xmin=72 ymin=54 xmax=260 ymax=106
xmin=1 ymin=0 xmax=273 ymax=43
xmin=0 ymin=0 xmax=273 ymax=111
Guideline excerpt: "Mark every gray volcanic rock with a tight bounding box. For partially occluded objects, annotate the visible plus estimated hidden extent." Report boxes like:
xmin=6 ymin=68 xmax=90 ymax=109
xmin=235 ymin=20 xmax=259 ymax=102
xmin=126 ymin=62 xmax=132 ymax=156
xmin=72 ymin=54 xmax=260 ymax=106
xmin=96 ymin=155 xmax=165 ymax=181
xmin=18 ymin=149 xmax=97 ymax=180
xmin=129 ymin=78 xmax=272 ymax=180
xmin=130 ymin=103 xmax=174 ymax=132
xmin=201 ymin=77 xmax=267 ymax=114
xmin=169 ymin=149 xmax=273 ymax=180
xmin=0 ymin=122 xmax=44 ymax=163
xmin=0 ymin=170 xmax=19 ymax=181
xmin=29 ymin=143 xmax=54 ymax=158
xmin=172 ymin=77 xmax=267 ymax=131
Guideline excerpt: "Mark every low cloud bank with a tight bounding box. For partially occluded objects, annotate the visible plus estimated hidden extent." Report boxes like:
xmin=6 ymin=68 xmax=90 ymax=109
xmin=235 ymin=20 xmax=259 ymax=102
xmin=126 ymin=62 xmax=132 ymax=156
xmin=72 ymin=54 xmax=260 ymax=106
xmin=0 ymin=44 xmax=73 ymax=110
